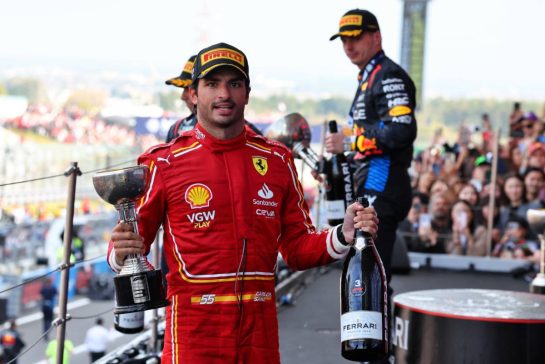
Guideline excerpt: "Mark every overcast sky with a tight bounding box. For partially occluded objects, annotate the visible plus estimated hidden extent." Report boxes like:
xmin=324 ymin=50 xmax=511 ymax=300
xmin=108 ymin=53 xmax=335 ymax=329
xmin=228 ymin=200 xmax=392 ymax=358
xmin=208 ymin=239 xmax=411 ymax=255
xmin=1 ymin=0 xmax=544 ymax=101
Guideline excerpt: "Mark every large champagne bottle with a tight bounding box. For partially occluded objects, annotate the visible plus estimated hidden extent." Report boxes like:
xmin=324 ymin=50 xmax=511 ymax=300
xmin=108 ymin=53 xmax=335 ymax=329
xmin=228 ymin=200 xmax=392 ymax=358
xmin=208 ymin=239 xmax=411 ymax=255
xmin=340 ymin=197 xmax=388 ymax=362
xmin=324 ymin=120 xmax=354 ymax=226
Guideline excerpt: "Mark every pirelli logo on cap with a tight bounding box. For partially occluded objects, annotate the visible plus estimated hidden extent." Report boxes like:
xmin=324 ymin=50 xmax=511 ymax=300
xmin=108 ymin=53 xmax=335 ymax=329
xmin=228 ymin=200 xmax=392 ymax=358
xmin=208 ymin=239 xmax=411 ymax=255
xmin=340 ymin=14 xmax=363 ymax=27
xmin=183 ymin=60 xmax=194 ymax=73
xmin=201 ymin=48 xmax=245 ymax=67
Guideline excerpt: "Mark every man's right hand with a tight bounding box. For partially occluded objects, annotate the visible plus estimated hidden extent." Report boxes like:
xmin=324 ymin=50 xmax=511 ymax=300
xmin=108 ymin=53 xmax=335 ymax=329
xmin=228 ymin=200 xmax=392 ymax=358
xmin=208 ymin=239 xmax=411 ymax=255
xmin=111 ymin=222 xmax=145 ymax=266
xmin=325 ymin=132 xmax=345 ymax=154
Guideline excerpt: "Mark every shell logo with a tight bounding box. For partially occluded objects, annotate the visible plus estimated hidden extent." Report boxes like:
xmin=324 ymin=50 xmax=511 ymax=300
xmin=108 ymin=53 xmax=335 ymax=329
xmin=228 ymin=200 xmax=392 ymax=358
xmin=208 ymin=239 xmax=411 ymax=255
xmin=185 ymin=183 xmax=213 ymax=209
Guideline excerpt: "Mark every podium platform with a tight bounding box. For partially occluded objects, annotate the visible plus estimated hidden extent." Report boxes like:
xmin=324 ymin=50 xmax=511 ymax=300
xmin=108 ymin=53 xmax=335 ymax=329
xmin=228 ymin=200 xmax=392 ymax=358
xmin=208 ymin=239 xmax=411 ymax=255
xmin=394 ymin=289 xmax=545 ymax=364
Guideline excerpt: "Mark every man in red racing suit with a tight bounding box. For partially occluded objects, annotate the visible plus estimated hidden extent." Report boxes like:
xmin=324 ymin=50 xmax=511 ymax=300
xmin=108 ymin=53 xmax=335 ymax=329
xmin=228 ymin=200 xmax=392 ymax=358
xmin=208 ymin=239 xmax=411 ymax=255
xmin=108 ymin=42 xmax=378 ymax=364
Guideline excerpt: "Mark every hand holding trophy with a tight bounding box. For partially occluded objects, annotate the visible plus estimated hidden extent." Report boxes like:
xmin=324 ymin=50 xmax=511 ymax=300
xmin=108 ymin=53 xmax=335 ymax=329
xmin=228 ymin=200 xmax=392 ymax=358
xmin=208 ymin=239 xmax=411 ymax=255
xmin=93 ymin=165 xmax=169 ymax=313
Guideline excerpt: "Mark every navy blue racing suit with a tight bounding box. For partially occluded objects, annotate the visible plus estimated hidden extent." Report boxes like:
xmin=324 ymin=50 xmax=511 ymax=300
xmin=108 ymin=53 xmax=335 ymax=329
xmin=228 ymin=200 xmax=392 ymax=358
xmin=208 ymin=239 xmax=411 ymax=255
xmin=348 ymin=50 xmax=417 ymax=281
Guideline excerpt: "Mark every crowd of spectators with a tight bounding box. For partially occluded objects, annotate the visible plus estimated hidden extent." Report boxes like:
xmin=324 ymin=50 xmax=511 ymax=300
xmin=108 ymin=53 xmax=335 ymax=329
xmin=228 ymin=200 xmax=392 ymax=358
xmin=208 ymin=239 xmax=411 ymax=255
xmin=2 ymin=104 xmax=161 ymax=151
xmin=401 ymin=104 xmax=545 ymax=267
xmin=3 ymin=101 xmax=545 ymax=268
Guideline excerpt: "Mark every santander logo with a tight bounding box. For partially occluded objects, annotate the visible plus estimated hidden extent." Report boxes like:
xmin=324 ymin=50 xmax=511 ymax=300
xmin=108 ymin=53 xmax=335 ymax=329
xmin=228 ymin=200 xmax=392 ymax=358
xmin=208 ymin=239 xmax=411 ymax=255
xmin=258 ymin=183 xmax=273 ymax=199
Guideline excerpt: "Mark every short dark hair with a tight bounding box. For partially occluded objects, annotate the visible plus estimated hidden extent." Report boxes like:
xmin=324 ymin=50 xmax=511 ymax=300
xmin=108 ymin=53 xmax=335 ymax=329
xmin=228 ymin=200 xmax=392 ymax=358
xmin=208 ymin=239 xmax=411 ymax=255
xmin=523 ymin=166 xmax=545 ymax=181
xmin=506 ymin=214 xmax=529 ymax=230
xmin=96 ymin=318 xmax=104 ymax=325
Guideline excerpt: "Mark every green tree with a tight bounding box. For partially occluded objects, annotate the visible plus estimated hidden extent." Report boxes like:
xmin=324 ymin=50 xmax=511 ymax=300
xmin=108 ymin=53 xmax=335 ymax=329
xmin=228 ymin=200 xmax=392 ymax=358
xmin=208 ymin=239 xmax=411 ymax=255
xmin=5 ymin=77 xmax=48 ymax=103
xmin=64 ymin=89 xmax=107 ymax=114
xmin=157 ymin=90 xmax=183 ymax=113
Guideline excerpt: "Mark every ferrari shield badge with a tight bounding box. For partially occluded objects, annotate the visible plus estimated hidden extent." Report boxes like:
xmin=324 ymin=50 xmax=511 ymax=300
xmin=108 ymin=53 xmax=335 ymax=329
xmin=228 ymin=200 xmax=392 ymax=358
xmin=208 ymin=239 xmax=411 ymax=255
xmin=252 ymin=156 xmax=268 ymax=176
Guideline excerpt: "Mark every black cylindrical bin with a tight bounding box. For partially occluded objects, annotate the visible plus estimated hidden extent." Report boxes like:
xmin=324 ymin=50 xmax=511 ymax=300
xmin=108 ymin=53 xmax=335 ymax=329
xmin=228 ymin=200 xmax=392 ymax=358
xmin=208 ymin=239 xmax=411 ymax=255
xmin=393 ymin=289 xmax=545 ymax=364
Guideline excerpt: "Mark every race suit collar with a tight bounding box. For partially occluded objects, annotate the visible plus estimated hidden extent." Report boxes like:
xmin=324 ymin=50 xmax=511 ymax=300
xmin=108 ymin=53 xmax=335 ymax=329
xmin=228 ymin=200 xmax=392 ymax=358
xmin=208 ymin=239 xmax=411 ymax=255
xmin=357 ymin=50 xmax=385 ymax=83
xmin=193 ymin=123 xmax=247 ymax=151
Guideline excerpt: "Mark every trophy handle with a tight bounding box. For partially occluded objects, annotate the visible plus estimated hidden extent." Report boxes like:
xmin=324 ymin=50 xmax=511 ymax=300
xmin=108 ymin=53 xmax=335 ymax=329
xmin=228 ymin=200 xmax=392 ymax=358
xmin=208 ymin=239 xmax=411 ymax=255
xmin=114 ymin=201 xmax=152 ymax=275
xmin=293 ymin=142 xmax=320 ymax=171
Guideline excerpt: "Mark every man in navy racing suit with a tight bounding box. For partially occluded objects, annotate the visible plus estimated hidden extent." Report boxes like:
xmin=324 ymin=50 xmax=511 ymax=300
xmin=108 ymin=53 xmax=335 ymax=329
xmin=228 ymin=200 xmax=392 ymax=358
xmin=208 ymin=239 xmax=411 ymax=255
xmin=327 ymin=8 xmax=417 ymax=282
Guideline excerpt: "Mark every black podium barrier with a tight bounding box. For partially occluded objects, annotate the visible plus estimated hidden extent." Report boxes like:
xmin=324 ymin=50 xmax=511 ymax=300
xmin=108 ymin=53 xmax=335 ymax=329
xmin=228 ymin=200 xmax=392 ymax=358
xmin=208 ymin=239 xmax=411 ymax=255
xmin=393 ymin=289 xmax=545 ymax=364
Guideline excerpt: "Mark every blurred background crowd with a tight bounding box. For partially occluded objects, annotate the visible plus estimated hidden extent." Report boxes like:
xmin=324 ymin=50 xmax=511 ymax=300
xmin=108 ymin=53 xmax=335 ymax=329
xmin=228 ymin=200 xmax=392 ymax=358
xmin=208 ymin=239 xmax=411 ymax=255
xmin=402 ymin=103 xmax=545 ymax=265
xmin=2 ymin=100 xmax=545 ymax=270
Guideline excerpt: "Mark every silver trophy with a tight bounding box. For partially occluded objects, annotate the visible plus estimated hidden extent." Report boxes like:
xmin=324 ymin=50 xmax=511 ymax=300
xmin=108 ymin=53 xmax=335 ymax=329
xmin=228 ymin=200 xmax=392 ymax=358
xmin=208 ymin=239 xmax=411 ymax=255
xmin=526 ymin=208 xmax=545 ymax=294
xmin=93 ymin=165 xmax=169 ymax=313
xmin=264 ymin=112 xmax=321 ymax=171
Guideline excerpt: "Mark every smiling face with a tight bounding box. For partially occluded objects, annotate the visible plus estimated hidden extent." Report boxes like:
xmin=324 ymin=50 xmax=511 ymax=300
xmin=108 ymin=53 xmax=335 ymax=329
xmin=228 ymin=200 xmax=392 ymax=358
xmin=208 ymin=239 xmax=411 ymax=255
xmin=190 ymin=66 xmax=250 ymax=138
xmin=458 ymin=184 xmax=479 ymax=206
xmin=504 ymin=176 xmax=524 ymax=204
xmin=524 ymin=170 xmax=545 ymax=198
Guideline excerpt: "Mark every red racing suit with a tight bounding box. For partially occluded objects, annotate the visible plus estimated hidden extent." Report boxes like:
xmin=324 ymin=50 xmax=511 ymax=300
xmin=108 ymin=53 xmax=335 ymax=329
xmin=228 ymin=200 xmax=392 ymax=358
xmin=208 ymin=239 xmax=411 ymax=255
xmin=108 ymin=124 xmax=350 ymax=364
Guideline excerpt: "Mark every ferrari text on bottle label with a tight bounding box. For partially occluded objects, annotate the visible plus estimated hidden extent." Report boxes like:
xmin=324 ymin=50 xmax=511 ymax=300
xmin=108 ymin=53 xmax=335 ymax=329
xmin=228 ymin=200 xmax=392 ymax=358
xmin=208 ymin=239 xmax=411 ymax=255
xmin=341 ymin=311 xmax=383 ymax=341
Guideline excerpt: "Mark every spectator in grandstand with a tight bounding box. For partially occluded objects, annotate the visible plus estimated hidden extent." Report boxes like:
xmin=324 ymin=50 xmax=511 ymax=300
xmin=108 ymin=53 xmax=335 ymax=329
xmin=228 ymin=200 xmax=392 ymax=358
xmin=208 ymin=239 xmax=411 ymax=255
xmin=470 ymin=155 xmax=492 ymax=192
xmin=458 ymin=183 xmax=480 ymax=207
xmin=416 ymin=171 xmax=436 ymax=196
xmin=480 ymin=113 xmax=494 ymax=152
xmin=525 ymin=141 xmax=545 ymax=170
xmin=518 ymin=111 xmax=540 ymax=156
xmin=498 ymin=174 xmax=529 ymax=231
xmin=523 ymin=167 xmax=545 ymax=203
xmin=454 ymin=130 xmax=481 ymax=181
xmin=398 ymin=192 xmax=429 ymax=252
xmin=415 ymin=192 xmax=453 ymax=253
xmin=427 ymin=145 xmax=444 ymax=178
xmin=507 ymin=144 xmax=524 ymax=174
xmin=480 ymin=178 xmax=504 ymax=203
xmin=446 ymin=200 xmax=487 ymax=256
xmin=509 ymin=102 xmax=524 ymax=139
xmin=429 ymin=179 xmax=449 ymax=197
xmin=458 ymin=182 xmax=483 ymax=225
xmin=493 ymin=215 xmax=538 ymax=259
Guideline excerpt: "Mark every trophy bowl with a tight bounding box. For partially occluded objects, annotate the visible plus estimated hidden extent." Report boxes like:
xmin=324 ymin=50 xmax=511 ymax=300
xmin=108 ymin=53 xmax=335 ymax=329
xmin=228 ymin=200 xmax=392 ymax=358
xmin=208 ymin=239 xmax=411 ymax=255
xmin=92 ymin=165 xmax=150 ymax=205
xmin=265 ymin=113 xmax=320 ymax=170
xmin=264 ymin=112 xmax=312 ymax=149
xmin=93 ymin=165 xmax=168 ymax=313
